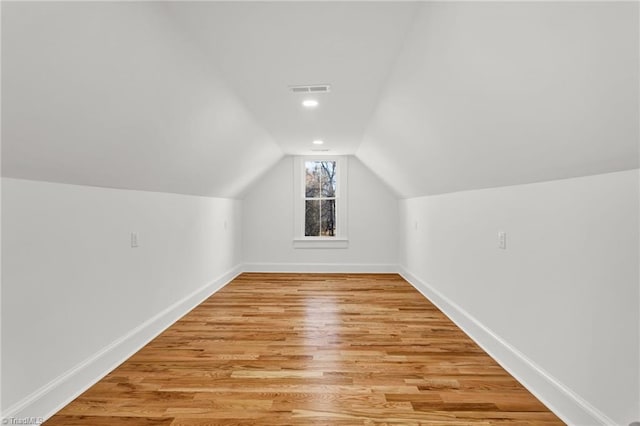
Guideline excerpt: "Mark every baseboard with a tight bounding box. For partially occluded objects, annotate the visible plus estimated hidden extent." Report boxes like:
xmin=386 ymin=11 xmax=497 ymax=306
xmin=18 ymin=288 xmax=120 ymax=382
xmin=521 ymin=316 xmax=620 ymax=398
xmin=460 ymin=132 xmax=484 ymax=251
xmin=243 ymin=262 xmax=399 ymax=273
xmin=399 ymin=266 xmax=616 ymax=426
xmin=2 ymin=264 xmax=243 ymax=423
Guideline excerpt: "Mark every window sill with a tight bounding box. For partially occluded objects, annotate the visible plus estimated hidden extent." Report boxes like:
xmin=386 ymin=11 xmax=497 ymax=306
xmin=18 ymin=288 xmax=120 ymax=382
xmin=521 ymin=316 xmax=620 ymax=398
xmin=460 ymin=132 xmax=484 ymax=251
xmin=293 ymin=238 xmax=349 ymax=249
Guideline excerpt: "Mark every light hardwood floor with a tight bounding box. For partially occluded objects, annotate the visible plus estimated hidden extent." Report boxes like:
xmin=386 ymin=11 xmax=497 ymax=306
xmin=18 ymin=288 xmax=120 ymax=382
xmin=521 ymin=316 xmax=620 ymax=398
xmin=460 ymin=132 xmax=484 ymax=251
xmin=45 ymin=273 xmax=564 ymax=425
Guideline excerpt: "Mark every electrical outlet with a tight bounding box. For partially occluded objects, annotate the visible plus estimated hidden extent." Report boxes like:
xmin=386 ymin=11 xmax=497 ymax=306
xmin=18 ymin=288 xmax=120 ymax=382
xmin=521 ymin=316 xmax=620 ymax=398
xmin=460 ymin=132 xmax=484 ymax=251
xmin=131 ymin=232 xmax=139 ymax=248
xmin=498 ymin=231 xmax=506 ymax=250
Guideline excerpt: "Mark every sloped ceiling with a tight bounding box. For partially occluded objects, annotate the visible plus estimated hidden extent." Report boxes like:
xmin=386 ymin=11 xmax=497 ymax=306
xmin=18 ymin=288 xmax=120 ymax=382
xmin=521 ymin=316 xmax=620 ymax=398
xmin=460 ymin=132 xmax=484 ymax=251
xmin=2 ymin=2 xmax=638 ymax=199
xmin=1 ymin=1 xmax=417 ymax=198
xmin=160 ymin=2 xmax=418 ymax=156
xmin=358 ymin=2 xmax=639 ymax=198
xmin=1 ymin=1 xmax=282 ymax=198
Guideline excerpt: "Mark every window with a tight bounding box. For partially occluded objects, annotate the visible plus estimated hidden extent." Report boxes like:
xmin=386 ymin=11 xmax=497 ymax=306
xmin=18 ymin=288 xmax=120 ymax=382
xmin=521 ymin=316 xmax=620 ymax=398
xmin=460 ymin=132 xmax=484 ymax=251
xmin=293 ymin=156 xmax=348 ymax=248
xmin=304 ymin=160 xmax=336 ymax=237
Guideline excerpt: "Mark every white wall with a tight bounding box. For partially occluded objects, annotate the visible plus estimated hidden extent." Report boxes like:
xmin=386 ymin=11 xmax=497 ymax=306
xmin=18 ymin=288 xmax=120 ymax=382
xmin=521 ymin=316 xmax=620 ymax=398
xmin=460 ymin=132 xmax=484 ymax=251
xmin=243 ymin=156 xmax=398 ymax=271
xmin=1 ymin=178 xmax=243 ymax=418
xmin=399 ymin=170 xmax=639 ymax=425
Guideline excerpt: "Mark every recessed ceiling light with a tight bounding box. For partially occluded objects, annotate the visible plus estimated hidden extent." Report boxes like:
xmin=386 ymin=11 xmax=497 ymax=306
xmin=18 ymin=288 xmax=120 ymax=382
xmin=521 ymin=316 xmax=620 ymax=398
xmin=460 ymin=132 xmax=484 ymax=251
xmin=312 ymin=140 xmax=324 ymax=145
xmin=302 ymin=99 xmax=319 ymax=108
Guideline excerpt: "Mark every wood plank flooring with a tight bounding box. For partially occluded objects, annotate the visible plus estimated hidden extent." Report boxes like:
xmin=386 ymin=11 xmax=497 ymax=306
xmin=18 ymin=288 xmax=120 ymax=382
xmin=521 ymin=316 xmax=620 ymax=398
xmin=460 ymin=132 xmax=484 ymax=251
xmin=45 ymin=273 xmax=564 ymax=425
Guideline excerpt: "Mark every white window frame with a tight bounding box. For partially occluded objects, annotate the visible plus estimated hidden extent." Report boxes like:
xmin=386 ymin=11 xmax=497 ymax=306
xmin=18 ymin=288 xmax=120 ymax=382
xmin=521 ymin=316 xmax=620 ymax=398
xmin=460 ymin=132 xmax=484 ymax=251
xmin=293 ymin=156 xmax=348 ymax=249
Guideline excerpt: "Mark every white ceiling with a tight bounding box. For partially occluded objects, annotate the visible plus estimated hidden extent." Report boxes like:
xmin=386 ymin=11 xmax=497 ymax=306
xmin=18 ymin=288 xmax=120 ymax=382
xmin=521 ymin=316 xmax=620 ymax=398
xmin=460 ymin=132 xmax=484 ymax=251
xmin=359 ymin=1 xmax=639 ymax=197
xmin=2 ymin=2 xmax=638 ymax=199
xmin=161 ymin=2 xmax=419 ymax=155
xmin=1 ymin=2 xmax=283 ymax=198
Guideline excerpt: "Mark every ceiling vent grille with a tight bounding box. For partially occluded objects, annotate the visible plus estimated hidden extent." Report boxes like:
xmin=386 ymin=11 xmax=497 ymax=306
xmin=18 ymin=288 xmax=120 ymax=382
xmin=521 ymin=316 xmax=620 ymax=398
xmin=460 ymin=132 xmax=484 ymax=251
xmin=289 ymin=84 xmax=331 ymax=94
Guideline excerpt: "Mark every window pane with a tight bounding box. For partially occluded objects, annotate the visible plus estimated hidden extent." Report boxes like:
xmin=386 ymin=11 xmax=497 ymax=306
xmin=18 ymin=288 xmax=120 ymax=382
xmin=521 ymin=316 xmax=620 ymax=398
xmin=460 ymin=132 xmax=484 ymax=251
xmin=305 ymin=161 xmax=336 ymax=198
xmin=305 ymin=162 xmax=321 ymax=197
xmin=305 ymin=200 xmax=320 ymax=236
xmin=320 ymin=161 xmax=337 ymax=197
xmin=320 ymin=199 xmax=336 ymax=236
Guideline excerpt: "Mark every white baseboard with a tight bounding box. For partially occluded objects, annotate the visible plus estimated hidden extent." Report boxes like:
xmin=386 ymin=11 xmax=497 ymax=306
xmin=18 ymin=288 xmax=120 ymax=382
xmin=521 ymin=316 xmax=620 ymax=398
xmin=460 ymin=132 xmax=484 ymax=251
xmin=399 ymin=266 xmax=616 ymax=426
xmin=243 ymin=262 xmax=398 ymax=273
xmin=2 ymin=264 xmax=243 ymax=423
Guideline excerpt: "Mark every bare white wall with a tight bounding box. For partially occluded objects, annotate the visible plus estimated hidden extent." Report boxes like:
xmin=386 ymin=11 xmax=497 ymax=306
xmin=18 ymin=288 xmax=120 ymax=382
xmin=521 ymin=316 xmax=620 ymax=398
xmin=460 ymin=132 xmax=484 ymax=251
xmin=1 ymin=178 xmax=243 ymax=418
xmin=399 ymin=170 xmax=640 ymax=425
xmin=243 ymin=156 xmax=397 ymax=271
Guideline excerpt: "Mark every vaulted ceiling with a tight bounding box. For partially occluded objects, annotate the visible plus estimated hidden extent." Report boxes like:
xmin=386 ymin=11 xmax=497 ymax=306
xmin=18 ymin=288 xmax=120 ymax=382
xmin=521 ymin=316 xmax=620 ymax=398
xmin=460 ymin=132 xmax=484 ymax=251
xmin=359 ymin=2 xmax=639 ymax=197
xmin=162 ymin=2 xmax=418 ymax=156
xmin=2 ymin=2 xmax=638 ymax=198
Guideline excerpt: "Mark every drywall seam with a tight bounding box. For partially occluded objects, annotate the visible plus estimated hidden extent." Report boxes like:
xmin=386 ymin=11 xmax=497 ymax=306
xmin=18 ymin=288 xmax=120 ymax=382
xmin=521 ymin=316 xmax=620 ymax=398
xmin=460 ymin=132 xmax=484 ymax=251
xmin=399 ymin=266 xmax=616 ymax=426
xmin=2 ymin=264 xmax=243 ymax=423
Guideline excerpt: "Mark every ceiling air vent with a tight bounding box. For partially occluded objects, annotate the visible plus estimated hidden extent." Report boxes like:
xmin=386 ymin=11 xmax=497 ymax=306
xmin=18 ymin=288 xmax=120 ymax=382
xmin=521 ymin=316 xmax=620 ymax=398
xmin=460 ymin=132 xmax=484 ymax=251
xmin=289 ymin=84 xmax=331 ymax=94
